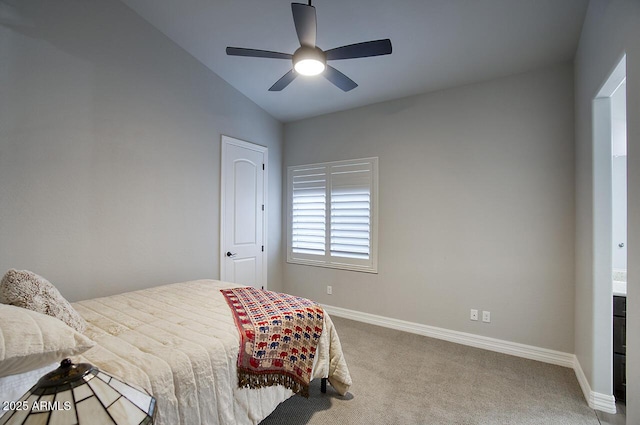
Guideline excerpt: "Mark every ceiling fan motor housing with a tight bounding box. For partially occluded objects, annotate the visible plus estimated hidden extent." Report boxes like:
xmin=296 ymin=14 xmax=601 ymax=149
xmin=293 ymin=46 xmax=326 ymax=76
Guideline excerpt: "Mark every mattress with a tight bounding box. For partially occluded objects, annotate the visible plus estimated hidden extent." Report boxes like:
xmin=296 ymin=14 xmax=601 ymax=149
xmin=71 ymin=280 xmax=351 ymax=425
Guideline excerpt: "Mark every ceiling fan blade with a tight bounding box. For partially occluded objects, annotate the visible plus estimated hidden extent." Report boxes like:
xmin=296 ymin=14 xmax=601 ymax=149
xmin=269 ymin=69 xmax=298 ymax=91
xmin=291 ymin=3 xmax=316 ymax=47
xmin=325 ymin=39 xmax=392 ymax=61
xmin=226 ymin=47 xmax=292 ymax=60
xmin=323 ymin=65 xmax=357 ymax=92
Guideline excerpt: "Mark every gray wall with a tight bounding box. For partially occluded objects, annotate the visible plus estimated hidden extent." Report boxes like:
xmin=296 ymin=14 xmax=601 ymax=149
xmin=0 ymin=0 xmax=283 ymax=301
xmin=284 ymin=63 xmax=575 ymax=353
xmin=574 ymin=0 xmax=640 ymax=420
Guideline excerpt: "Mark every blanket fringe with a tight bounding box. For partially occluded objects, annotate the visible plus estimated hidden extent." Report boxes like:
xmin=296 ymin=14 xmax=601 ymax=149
xmin=238 ymin=369 xmax=310 ymax=398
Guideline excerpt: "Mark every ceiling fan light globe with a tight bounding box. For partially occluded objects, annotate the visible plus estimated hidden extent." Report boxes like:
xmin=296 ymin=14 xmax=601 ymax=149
xmin=294 ymin=59 xmax=325 ymax=76
xmin=292 ymin=46 xmax=326 ymax=76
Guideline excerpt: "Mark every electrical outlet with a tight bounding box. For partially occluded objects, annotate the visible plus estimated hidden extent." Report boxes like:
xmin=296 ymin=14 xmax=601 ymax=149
xmin=470 ymin=309 xmax=478 ymax=321
xmin=327 ymin=286 xmax=332 ymax=295
xmin=482 ymin=311 xmax=491 ymax=323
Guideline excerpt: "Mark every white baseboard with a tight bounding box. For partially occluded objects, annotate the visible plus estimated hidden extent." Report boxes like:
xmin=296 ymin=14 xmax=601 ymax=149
xmin=323 ymin=304 xmax=575 ymax=367
xmin=322 ymin=304 xmax=617 ymax=413
xmin=573 ymin=358 xmax=617 ymax=414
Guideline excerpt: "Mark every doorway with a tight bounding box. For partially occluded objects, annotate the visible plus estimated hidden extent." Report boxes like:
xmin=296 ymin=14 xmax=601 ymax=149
xmin=593 ymin=55 xmax=627 ymax=418
xmin=220 ymin=135 xmax=268 ymax=289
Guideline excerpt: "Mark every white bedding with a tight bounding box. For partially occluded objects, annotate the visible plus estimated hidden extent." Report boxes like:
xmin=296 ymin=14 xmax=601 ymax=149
xmin=71 ymin=280 xmax=351 ymax=425
xmin=0 ymin=362 xmax=59 ymax=418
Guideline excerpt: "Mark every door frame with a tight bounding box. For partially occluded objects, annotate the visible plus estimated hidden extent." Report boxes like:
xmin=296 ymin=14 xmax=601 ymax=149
xmin=220 ymin=135 xmax=268 ymax=288
xmin=590 ymin=55 xmax=626 ymax=413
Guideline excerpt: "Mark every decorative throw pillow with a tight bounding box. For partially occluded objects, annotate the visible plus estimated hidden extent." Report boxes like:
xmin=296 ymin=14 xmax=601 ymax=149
xmin=0 ymin=269 xmax=87 ymax=333
xmin=0 ymin=304 xmax=95 ymax=377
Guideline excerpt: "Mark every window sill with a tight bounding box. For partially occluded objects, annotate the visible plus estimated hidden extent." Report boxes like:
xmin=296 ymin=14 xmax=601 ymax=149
xmin=286 ymin=258 xmax=378 ymax=274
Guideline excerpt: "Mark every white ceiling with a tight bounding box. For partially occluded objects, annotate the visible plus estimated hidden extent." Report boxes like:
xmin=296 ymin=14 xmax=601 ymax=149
xmin=119 ymin=0 xmax=590 ymax=123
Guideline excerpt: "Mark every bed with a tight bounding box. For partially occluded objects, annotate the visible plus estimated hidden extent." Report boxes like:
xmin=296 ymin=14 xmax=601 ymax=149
xmin=0 ymin=274 xmax=351 ymax=425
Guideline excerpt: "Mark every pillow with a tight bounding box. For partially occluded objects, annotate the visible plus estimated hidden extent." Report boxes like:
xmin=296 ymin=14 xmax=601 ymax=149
xmin=0 ymin=361 xmax=58 ymax=405
xmin=0 ymin=304 xmax=95 ymax=377
xmin=0 ymin=269 xmax=87 ymax=333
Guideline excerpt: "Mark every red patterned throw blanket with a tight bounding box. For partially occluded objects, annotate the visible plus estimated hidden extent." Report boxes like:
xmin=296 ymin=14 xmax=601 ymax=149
xmin=221 ymin=287 xmax=324 ymax=397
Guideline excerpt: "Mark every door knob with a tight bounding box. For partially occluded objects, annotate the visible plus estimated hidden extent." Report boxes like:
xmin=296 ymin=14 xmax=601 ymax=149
xmin=226 ymin=251 xmax=237 ymax=258
xmin=619 ymin=243 xmax=625 ymax=248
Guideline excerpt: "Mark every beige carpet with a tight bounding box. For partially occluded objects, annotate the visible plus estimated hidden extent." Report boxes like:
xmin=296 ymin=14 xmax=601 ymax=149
xmin=261 ymin=316 xmax=600 ymax=425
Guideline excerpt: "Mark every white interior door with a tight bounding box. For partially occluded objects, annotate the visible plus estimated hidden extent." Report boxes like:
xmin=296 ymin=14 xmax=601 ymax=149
xmin=220 ymin=136 xmax=267 ymax=289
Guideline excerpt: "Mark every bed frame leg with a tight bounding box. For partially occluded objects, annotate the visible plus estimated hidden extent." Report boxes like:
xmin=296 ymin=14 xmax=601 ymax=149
xmin=320 ymin=378 xmax=327 ymax=393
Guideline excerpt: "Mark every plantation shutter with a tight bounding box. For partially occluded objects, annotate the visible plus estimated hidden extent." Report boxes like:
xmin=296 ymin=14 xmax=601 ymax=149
xmin=288 ymin=157 xmax=378 ymax=273
xmin=330 ymin=161 xmax=373 ymax=260
xmin=291 ymin=165 xmax=327 ymax=256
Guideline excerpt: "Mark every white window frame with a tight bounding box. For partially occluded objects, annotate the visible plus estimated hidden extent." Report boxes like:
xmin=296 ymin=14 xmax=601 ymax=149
xmin=287 ymin=157 xmax=378 ymax=273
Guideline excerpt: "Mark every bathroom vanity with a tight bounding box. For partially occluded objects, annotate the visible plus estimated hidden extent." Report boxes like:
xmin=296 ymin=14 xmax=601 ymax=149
xmin=613 ymin=293 xmax=626 ymax=402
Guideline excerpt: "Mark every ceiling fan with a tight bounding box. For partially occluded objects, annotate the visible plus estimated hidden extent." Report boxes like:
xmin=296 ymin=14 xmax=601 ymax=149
xmin=226 ymin=1 xmax=392 ymax=92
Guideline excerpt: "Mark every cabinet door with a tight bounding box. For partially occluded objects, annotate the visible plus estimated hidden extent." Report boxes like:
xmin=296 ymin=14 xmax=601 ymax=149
xmin=614 ymin=353 xmax=626 ymax=402
xmin=613 ymin=316 xmax=626 ymax=354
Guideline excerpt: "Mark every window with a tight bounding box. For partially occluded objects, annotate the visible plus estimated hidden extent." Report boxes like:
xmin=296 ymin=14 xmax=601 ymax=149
xmin=287 ymin=157 xmax=378 ymax=273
